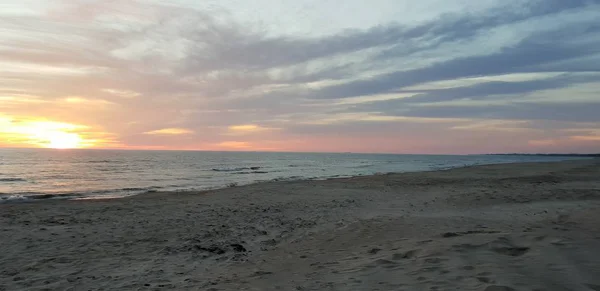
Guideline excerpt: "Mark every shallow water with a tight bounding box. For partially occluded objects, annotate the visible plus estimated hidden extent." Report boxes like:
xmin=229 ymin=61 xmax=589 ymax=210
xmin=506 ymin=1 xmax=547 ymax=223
xmin=0 ymin=149 xmax=586 ymax=202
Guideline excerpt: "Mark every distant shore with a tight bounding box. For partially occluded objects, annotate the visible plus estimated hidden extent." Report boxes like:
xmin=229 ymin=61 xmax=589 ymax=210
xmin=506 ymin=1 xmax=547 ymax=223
xmin=2 ymin=159 xmax=600 ymax=290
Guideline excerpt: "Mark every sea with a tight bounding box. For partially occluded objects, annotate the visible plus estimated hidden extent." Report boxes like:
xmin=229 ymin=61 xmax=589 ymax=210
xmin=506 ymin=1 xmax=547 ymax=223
xmin=0 ymin=148 xmax=588 ymax=203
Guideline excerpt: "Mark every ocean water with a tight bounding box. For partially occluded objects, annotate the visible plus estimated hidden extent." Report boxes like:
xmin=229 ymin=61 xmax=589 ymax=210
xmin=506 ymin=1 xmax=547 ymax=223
xmin=0 ymin=148 xmax=586 ymax=202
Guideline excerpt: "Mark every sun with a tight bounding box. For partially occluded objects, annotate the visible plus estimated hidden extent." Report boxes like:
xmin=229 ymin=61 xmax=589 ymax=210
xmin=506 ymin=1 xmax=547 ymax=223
xmin=0 ymin=118 xmax=96 ymax=149
xmin=18 ymin=121 xmax=86 ymax=149
xmin=46 ymin=131 xmax=83 ymax=149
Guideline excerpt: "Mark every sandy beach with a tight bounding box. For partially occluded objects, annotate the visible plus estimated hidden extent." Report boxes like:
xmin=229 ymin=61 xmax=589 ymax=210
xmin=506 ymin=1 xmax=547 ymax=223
xmin=1 ymin=159 xmax=600 ymax=291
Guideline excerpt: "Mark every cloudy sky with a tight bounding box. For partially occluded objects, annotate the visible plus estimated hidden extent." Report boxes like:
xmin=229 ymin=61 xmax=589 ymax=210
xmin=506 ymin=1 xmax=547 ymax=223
xmin=0 ymin=0 xmax=599 ymax=153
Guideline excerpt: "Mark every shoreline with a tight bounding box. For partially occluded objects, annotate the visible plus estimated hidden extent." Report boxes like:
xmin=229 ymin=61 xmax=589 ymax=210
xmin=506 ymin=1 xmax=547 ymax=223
xmin=1 ymin=157 xmax=594 ymax=204
xmin=2 ymin=158 xmax=599 ymax=290
xmin=81 ymin=157 xmax=600 ymax=203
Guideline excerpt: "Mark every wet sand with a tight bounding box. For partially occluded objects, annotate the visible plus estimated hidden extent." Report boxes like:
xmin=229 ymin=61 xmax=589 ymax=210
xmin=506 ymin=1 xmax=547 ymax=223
xmin=1 ymin=159 xmax=600 ymax=290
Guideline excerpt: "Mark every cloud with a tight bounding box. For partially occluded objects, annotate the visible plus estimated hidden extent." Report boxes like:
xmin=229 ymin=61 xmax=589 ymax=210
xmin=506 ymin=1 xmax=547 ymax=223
xmin=571 ymin=135 xmax=600 ymax=141
xmin=359 ymin=101 xmax=600 ymax=123
xmin=345 ymin=73 xmax=600 ymax=123
xmin=0 ymin=0 xmax=599 ymax=153
xmin=143 ymin=128 xmax=194 ymax=135
xmin=63 ymin=97 xmax=115 ymax=106
xmin=451 ymin=120 xmax=534 ymax=133
xmin=214 ymin=141 xmax=252 ymax=149
xmin=304 ymin=20 xmax=600 ymax=100
xmin=102 ymin=89 xmax=140 ymax=98
xmin=228 ymin=124 xmax=261 ymax=131
xmin=396 ymin=74 xmax=600 ymax=104
xmin=225 ymin=124 xmax=279 ymax=136
xmin=528 ymin=139 xmax=558 ymax=147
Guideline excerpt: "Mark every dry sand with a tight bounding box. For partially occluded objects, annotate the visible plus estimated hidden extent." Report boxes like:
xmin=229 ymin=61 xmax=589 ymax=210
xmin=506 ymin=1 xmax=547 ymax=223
xmin=1 ymin=159 xmax=600 ymax=291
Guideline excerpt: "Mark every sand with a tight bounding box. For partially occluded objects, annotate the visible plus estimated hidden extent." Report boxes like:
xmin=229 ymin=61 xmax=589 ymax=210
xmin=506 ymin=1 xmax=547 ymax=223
xmin=1 ymin=159 xmax=600 ymax=291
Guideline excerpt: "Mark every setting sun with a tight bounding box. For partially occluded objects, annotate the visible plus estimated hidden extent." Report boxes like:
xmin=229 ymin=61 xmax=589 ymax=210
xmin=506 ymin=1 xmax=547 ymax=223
xmin=46 ymin=131 xmax=83 ymax=149
xmin=0 ymin=117 xmax=92 ymax=149
xmin=20 ymin=121 xmax=87 ymax=149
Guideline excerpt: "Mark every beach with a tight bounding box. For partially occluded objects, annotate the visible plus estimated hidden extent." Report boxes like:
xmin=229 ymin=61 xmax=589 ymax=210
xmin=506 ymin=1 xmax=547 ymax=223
xmin=1 ymin=159 xmax=599 ymax=290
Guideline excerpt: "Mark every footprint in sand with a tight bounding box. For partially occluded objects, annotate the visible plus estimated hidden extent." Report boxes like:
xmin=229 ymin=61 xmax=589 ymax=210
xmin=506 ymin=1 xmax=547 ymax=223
xmin=477 ymin=277 xmax=495 ymax=283
xmin=424 ymin=257 xmax=445 ymax=264
xmin=368 ymin=248 xmax=382 ymax=255
xmin=484 ymin=286 xmax=516 ymax=291
xmin=374 ymin=259 xmax=395 ymax=265
xmin=491 ymin=246 xmax=530 ymax=256
xmin=392 ymin=249 xmax=420 ymax=260
xmin=489 ymin=237 xmax=529 ymax=254
xmin=373 ymin=258 xmax=403 ymax=270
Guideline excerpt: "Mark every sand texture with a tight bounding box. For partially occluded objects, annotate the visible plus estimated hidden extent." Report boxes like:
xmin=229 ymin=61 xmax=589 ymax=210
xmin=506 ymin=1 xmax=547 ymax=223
xmin=1 ymin=159 xmax=600 ymax=290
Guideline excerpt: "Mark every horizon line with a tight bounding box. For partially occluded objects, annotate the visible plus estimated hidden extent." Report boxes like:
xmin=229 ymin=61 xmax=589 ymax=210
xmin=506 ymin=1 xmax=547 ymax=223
xmin=0 ymin=146 xmax=598 ymax=156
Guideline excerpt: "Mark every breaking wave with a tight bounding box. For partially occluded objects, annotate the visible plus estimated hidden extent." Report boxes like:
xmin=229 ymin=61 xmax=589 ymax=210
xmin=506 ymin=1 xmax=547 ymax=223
xmin=212 ymin=166 xmax=262 ymax=172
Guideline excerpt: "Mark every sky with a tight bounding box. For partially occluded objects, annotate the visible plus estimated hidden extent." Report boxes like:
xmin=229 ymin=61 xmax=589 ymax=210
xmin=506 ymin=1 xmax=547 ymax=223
xmin=0 ymin=0 xmax=599 ymax=154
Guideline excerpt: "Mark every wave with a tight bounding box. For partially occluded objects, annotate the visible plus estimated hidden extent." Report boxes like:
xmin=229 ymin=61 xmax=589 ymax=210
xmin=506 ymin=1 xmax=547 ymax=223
xmin=0 ymin=186 xmax=163 ymax=204
xmin=0 ymin=178 xmax=26 ymax=182
xmin=84 ymin=160 xmax=127 ymax=164
xmin=0 ymin=194 xmax=30 ymax=203
xmin=120 ymin=187 xmax=148 ymax=191
xmin=352 ymin=164 xmax=374 ymax=169
xmin=232 ymin=171 xmax=269 ymax=175
xmin=119 ymin=187 xmax=162 ymax=192
xmin=271 ymin=175 xmax=303 ymax=182
xmin=0 ymin=193 xmax=81 ymax=203
xmin=212 ymin=166 xmax=262 ymax=172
